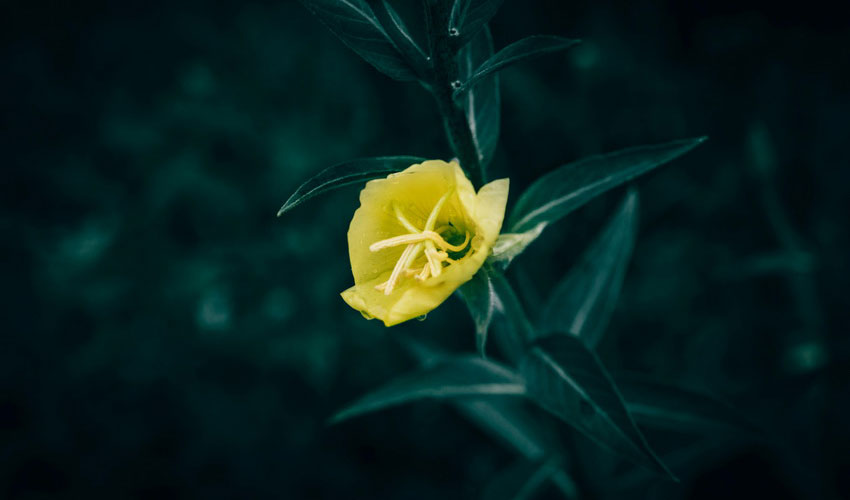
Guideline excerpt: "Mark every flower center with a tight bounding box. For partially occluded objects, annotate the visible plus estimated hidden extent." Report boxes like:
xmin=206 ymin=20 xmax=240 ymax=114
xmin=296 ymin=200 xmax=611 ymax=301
xmin=369 ymin=190 xmax=471 ymax=295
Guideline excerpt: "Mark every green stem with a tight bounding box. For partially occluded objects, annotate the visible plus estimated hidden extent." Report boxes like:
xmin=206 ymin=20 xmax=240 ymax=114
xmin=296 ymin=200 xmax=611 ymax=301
xmin=424 ymin=0 xmax=483 ymax=188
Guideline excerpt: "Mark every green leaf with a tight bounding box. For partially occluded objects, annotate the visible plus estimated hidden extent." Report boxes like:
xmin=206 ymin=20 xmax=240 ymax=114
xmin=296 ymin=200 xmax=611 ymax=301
xmin=459 ymin=265 xmax=533 ymax=363
xmin=539 ymin=190 xmax=639 ymax=347
xmin=458 ymin=26 xmax=500 ymax=169
xmin=449 ymin=0 xmax=505 ymax=50
xmin=615 ymin=374 xmax=758 ymax=434
xmin=508 ymin=137 xmax=707 ymax=233
xmin=520 ymin=335 xmax=675 ymax=479
xmin=457 ymin=266 xmax=501 ymax=358
xmin=379 ymin=1 xmax=430 ymax=77
xmin=453 ymin=36 xmax=581 ymax=98
xmin=329 ymin=356 xmax=525 ymax=424
xmin=277 ymin=156 xmax=423 ymax=216
xmin=299 ymin=0 xmax=417 ymax=81
xmin=489 ymin=268 xmax=536 ymax=353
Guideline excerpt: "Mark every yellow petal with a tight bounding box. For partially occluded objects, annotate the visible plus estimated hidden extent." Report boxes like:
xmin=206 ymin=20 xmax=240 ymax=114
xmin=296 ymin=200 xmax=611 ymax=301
xmin=342 ymin=159 xmax=509 ymax=326
xmin=473 ymin=178 xmax=510 ymax=246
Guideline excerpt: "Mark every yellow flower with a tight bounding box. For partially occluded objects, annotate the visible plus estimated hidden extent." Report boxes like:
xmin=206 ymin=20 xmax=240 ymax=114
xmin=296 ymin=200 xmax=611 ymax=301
xmin=341 ymin=160 xmax=509 ymax=326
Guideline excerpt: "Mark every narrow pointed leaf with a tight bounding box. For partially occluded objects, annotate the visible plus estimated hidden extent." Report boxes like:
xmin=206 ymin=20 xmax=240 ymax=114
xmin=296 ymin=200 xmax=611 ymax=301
xmin=329 ymin=356 xmax=525 ymax=424
xmin=509 ymin=137 xmax=707 ymax=233
xmin=379 ymin=1 xmax=430 ymax=77
xmin=457 ymin=266 xmax=502 ymax=358
xmin=539 ymin=190 xmax=639 ymax=347
xmin=520 ymin=335 xmax=675 ymax=479
xmin=299 ymin=0 xmax=417 ymax=81
xmin=459 ymin=265 xmax=533 ymax=363
xmin=278 ymin=156 xmax=424 ymax=215
xmin=488 ymin=268 xmax=536 ymax=360
xmin=454 ymin=36 xmax=581 ymax=98
xmin=449 ymin=0 xmax=505 ymax=49
xmin=615 ymin=374 xmax=758 ymax=434
xmin=458 ymin=26 xmax=500 ymax=169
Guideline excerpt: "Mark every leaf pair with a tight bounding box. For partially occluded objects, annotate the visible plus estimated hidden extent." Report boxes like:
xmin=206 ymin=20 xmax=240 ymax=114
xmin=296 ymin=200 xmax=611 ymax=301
xmin=458 ymin=263 xmax=673 ymax=477
xmin=330 ymin=336 xmax=753 ymax=480
xmin=298 ymin=0 xmax=427 ymax=81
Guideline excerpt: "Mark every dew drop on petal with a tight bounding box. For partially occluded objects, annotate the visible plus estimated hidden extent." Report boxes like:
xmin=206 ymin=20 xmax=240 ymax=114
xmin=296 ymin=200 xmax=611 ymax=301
xmin=416 ymin=314 xmax=428 ymax=322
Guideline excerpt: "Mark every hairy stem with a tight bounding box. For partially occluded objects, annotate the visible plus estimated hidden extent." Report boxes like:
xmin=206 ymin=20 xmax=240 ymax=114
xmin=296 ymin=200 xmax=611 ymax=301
xmin=424 ymin=0 xmax=483 ymax=188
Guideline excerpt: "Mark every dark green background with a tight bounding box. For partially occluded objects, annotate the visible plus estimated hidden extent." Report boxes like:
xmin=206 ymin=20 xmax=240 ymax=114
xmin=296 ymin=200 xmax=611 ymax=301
xmin=3 ymin=0 xmax=848 ymax=498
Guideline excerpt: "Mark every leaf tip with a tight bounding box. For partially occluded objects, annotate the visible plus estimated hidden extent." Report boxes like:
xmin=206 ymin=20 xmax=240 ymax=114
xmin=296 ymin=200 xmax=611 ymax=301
xmin=277 ymin=193 xmax=301 ymax=217
xmin=276 ymin=202 xmax=292 ymax=217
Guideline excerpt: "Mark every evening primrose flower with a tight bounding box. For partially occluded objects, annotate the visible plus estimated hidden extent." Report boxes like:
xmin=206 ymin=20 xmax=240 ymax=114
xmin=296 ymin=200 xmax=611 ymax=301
xmin=341 ymin=160 xmax=509 ymax=326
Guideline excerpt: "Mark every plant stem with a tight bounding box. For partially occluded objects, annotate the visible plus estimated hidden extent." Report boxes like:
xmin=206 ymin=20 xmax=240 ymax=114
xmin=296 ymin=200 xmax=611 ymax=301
xmin=424 ymin=0 xmax=484 ymax=188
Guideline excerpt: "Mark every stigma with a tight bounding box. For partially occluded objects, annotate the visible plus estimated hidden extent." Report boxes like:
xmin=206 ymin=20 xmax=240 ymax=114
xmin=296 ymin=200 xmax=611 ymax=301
xmin=370 ymin=191 xmax=471 ymax=295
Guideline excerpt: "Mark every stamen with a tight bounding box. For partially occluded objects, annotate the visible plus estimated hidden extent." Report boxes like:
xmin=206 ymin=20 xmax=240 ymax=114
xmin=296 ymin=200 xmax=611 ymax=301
xmin=369 ymin=233 xmax=433 ymax=252
xmin=422 ymin=247 xmax=438 ymax=277
xmin=370 ymin=230 xmax=470 ymax=253
xmin=383 ymin=243 xmax=416 ymax=295
xmin=416 ymin=264 xmax=430 ymax=281
xmin=425 ymin=190 xmax=452 ymax=232
xmin=393 ymin=203 xmax=420 ymax=233
xmin=402 ymin=242 xmax=425 ymax=270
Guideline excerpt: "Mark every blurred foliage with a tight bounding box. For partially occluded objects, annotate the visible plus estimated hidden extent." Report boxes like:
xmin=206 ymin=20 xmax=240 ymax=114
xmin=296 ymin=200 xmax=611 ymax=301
xmin=2 ymin=0 xmax=849 ymax=498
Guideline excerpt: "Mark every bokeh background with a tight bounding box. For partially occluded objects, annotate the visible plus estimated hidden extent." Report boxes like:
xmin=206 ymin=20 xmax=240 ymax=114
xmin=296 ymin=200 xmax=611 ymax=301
xmin=3 ymin=0 xmax=848 ymax=498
